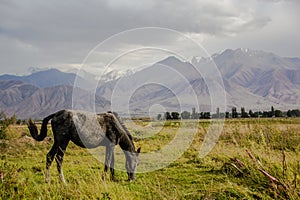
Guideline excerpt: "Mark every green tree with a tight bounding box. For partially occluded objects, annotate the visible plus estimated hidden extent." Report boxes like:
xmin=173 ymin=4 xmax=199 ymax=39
xmin=275 ymin=110 xmax=283 ymax=117
xmin=287 ymin=110 xmax=292 ymax=117
xmin=271 ymin=106 xmax=275 ymax=117
xmin=165 ymin=112 xmax=172 ymax=120
xmin=241 ymin=107 xmax=249 ymax=118
xmin=171 ymin=112 xmax=180 ymax=120
xmin=249 ymin=110 xmax=259 ymax=118
xmin=262 ymin=111 xmax=269 ymax=118
xmin=225 ymin=112 xmax=230 ymax=118
xmin=291 ymin=109 xmax=300 ymax=117
xmin=203 ymin=112 xmax=211 ymax=119
xmin=249 ymin=109 xmax=253 ymax=117
xmin=216 ymin=107 xmax=220 ymax=118
xmin=157 ymin=114 xmax=162 ymax=120
xmin=191 ymin=107 xmax=197 ymax=119
xmin=232 ymin=107 xmax=238 ymax=118
xmin=181 ymin=111 xmax=190 ymax=119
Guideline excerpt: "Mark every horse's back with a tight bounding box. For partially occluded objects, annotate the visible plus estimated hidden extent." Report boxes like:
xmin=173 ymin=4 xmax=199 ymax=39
xmin=51 ymin=110 xmax=108 ymax=148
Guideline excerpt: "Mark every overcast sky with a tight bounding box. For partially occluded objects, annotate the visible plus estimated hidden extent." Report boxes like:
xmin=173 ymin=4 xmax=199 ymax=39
xmin=0 ymin=0 xmax=299 ymax=75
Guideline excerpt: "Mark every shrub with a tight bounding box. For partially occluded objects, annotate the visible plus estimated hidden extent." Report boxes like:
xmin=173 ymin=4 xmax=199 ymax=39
xmin=0 ymin=111 xmax=18 ymax=139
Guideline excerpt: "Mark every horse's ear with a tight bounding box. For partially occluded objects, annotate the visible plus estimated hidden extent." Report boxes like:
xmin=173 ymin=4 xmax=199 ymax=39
xmin=137 ymin=147 xmax=141 ymax=154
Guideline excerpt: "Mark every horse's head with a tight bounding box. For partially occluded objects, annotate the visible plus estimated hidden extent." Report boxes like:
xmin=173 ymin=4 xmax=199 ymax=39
xmin=125 ymin=147 xmax=141 ymax=181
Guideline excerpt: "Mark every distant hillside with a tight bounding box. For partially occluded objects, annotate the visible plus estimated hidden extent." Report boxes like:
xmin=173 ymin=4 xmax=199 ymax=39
xmin=0 ymin=80 xmax=110 ymax=119
xmin=97 ymin=48 xmax=300 ymax=112
xmin=1 ymin=48 xmax=299 ymax=118
xmin=0 ymin=68 xmax=92 ymax=88
xmin=0 ymin=80 xmax=39 ymax=108
xmin=211 ymin=48 xmax=300 ymax=108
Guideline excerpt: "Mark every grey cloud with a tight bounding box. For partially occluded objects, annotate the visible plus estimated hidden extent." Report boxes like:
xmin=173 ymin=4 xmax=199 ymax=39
xmin=0 ymin=0 xmax=272 ymax=41
xmin=0 ymin=0 xmax=298 ymax=74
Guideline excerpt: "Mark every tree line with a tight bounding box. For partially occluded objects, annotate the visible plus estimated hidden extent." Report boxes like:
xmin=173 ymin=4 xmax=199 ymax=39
xmin=158 ymin=106 xmax=300 ymax=120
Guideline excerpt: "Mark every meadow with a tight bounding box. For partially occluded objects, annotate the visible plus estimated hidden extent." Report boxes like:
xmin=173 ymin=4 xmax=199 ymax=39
xmin=0 ymin=118 xmax=299 ymax=199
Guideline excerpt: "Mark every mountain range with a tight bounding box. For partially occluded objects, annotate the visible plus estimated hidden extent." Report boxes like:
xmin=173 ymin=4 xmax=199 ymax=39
xmin=0 ymin=80 xmax=110 ymax=119
xmin=0 ymin=48 xmax=299 ymax=119
xmin=97 ymin=48 xmax=300 ymax=113
xmin=0 ymin=68 xmax=93 ymax=88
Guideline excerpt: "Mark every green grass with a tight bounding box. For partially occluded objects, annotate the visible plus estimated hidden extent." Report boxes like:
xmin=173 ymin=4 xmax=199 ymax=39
xmin=0 ymin=118 xmax=300 ymax=199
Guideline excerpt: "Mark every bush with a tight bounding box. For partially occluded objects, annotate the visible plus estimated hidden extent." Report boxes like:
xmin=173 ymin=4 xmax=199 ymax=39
xmin=0 ymin=111 xmax=17 ymax=139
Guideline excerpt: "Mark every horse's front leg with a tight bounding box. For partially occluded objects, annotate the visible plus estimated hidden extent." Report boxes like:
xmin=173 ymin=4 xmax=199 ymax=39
xmin=103 ymin=143 xmax=115 ymax=181
xmin=110 ymin=150 xmax=115 ymax=181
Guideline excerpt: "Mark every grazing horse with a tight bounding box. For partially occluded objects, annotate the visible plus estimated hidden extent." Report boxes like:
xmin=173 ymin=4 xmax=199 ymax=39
xmin=28 ymin=109 xmax=141 ymax=183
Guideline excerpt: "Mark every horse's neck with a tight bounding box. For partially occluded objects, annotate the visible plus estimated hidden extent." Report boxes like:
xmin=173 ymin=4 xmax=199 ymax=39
xmin=102 ymin=112 xmax=135 ymax=152
xmin=119 ymin=134 xmax=135 ymax=152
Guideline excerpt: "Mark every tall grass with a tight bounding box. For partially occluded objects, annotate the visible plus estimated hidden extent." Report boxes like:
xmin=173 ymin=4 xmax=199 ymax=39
xmin=0 ymin=118 xmax=299 ymax=199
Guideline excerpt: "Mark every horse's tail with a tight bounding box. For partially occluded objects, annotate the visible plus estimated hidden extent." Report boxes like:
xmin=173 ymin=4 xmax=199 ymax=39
xmin=28 ymin=113 xmax=56 ymax=141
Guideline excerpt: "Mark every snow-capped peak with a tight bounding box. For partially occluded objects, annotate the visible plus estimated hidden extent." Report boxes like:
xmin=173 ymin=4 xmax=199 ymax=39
xmin=240 ymin=48 xmax=249 ymax=53
xmin=98 ymin=68 xmax=137 ymax=82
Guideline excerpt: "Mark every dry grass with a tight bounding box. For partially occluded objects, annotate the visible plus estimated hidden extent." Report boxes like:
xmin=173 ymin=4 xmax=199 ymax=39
xmin=0 ymin=118 xmax=299 ymax=199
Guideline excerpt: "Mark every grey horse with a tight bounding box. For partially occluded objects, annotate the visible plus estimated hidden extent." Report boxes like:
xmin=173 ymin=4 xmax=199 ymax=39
xmin=28 ymin=109 xmax=141 ymax=183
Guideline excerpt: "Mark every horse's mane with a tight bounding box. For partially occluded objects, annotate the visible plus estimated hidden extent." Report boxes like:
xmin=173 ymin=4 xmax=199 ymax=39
xmin=108 ymin=111 xmax=133 ymax=141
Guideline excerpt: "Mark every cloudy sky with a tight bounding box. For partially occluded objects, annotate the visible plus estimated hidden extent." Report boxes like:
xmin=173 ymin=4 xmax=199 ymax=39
xmin=0 ymin=0 xmax=299 ymax=75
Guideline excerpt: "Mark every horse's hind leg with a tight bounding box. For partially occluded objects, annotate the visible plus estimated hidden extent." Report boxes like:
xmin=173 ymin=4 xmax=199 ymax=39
xmin=55 ymin=139 xmax=69 ymax=184
xmin=46 ymin=142 xmax=58 ymax=183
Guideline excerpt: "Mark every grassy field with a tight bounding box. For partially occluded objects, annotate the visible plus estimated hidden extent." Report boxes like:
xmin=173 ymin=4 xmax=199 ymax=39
xmin=0 ymin=118 xmax=300 ymax=199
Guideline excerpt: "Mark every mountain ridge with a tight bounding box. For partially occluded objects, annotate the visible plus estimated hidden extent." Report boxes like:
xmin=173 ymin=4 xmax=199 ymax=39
xmin=1 ymin=48 xmax=299 ymax=118
xmin=0 ymin=68 xmax=94 ymax=88
xmin=0 ymin=80 xmax=110 ymax=119
xmin=97 ymin=48 xmax=300 ymax=112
